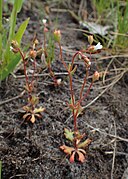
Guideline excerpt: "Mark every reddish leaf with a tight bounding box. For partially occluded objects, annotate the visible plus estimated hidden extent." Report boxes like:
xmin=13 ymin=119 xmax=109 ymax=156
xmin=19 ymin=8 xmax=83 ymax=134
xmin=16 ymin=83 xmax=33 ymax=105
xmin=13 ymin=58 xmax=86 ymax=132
xmin=60 ymin=145 xmax=74 ymax=155
xmin=69 ymin=151 xmax=75 ymax=163
xmin=30 ymin=114 xmax=36 ymax=123
xmin=77 ymin=151 xmax=85 ymax=163
xmin=23 ymin=113 xmax=31 ymax=119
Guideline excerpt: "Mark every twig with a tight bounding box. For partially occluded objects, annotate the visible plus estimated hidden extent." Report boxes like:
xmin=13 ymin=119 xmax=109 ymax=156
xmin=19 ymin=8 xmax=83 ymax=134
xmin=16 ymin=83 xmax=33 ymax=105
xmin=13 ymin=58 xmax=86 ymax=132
xmin=83 ymin=70 xmax=126 ymax=109
xmin=98 ymin=54 xmax=128 ymax=61
xmin=86 ymin=123 xmax=128 ymax=142
xmin=9 ymin=174 xmax=27 ymax=179
xmin=83 ymin=84 xmax=110 ymax=110
xmin=0 ymin=90 xmax=25 ymax=106
xmin=14 ymin=72 xmax=68 ymax=79
xmin=111 ymin=119 xmax=117 ymax=179
xmin=105 ymin=151 xmax=128 ymax=156
xmin=103 ymin=58 xmax=114 ymax=84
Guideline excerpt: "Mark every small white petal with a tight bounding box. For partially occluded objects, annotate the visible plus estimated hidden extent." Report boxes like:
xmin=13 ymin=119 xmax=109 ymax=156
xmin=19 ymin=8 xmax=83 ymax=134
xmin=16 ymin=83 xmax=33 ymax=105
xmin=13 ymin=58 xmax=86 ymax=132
xmin=42 ymin=19 xmax=47 ymax=24
xmin=57 ymin=79 xmax=62 ymax=85
xmin=10 ymin=46 xmax=13 ymax=51
xmin=94 ymin=42 xmax=103 ymax=50
xmin=88 ymin=61 xmax=91 ymax=66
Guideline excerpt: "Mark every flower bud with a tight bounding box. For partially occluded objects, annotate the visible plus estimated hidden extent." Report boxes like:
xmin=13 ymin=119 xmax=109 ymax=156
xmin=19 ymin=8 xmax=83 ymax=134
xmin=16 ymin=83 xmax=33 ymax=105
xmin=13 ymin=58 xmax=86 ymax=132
xmin=10 ymin=40 xmax=19 ymax=53
xmin=81 ymin=55 xmax=91 ymax=67
xmin=56 ymin=78 xmax=62 ymax=85
xmin=84 ymin=57 xmax=91 ymax=65
xmin=10 ymin=46 xmax=19 ymax=53
xmin=88 ymin=35 xmax=93 ymax=45
xmin=93 ymin=71 xmax=100 ymax=82
xmin=11 ymin=40 xmax=19 ymax=49
xmin=44 ymin=27 xmax=48 ymax=33
xmin=29 ymin=49 xmax=37 ymax=59
xmin=53 ymin=30 xmax=61 ymax=43
xmin=34 ymin=39 xmax=39 ymax=46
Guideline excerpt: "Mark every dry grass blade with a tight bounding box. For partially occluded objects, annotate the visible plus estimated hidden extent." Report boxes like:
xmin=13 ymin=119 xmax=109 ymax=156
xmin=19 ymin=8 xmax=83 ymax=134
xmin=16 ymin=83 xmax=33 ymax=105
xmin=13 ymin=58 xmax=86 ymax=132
xmin=83 ymin=69 xmax=127 ymax=109
xmin=85 ymin=123 xmax=128 ymax=142
xmin=111 ymin=119 xmax=117 ymax=179
xmin=0 ymin=90 xmax=25 ymax=106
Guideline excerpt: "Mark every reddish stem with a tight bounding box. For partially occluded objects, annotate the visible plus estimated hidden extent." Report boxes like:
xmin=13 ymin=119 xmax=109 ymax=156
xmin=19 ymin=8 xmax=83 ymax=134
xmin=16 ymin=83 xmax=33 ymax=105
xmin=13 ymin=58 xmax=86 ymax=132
xmin=79 ymin=69 xmax=89 ymax=101
xmin=72 ymin=109 xmax=78 ymax=150
xmin=18 ymin=49 xmax=29 ymax=90
xmin=18 ymin=48 xmax=35 ymax=110
xmin=47 ymin=62 xmax=58 ymax=86
xmin=58 ymin=43 xmax=68 ymax=71
xmin=58 ymin=42 xmax=75 ymax=104
xmin=78 ymin=81 xmax=93 ymax=105
xmin=30 ymin=57 xmax=36 ymax=86
xmin=59 ymin=47 xmax=94 ymax=150
xmin=70 ymin=51 xmax=82 ymax=70
xmin=69 ymin=72 xmax=75 ymax=106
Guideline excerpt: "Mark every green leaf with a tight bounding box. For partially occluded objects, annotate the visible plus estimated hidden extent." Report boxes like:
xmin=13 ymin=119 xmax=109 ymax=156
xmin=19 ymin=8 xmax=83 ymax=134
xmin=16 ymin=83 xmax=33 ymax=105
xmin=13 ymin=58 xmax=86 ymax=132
xmin=0 ymin=34 xmax=2 ymax=60
xmin=14 ymin=18 xmax=29 ymax=44
xmin=34 ymin=107 xmax=45 ymax=114
xmin=76 ymin=103 xmax=83 ymax=117
xmin=70 ymin=65 xmax=77 ymax=75
xmin=8 ymin=0 xmax=24 ymax=41
xmin=0 ymin=53 xmax=21 ymax=81
xmin=64 ymin=128 xmax=74 ymax=142
xmin=46 ymin=36 xmax=55 ymax=64
xmin=0 ymin=0 xmax=3 ymax=31
xmin=15 ymin=0 xmax=24 ymax=13
xmin=78 ymin=138 xmax=91 ymax=149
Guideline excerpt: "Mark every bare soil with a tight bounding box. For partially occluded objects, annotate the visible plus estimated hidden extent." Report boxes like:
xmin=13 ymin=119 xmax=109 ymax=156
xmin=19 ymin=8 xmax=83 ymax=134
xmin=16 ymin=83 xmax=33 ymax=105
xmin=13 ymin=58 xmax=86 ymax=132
xmin=0 ymin=1 xmax=128 ymax=179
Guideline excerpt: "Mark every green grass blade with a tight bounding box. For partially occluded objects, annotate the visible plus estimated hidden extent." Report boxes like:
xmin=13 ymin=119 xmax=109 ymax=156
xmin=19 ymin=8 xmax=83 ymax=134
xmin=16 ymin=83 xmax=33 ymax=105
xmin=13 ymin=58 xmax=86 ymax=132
xmin=14 ymin=18 xmax=29 ymax=44
xmin=0 ymin=34 xmax=2 ymax=60
xmin=0 ymin=0 xmax=2 ymax=59
xmin=16 ymin=0 xmax=24 ymax=13
xmin=0 ymin=0 xmax=2 ymax=31
xmin=4 ymin=17 xmax=29 ymax=67
xmin=0 ymin=53 xmax=21 ymax=81
xmin=8 ymin=3 xmax=17 ymax=41
xmin=8 ymin=0 xmax=24 ymax=42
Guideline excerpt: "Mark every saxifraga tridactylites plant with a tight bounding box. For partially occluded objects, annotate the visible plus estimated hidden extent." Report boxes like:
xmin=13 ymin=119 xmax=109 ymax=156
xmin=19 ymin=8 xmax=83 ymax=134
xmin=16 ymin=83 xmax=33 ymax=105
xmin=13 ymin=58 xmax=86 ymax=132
xmin=10 ymin=40 xmax=45 ymax=123
xmin=53 ymin=32 xmax=103 ymax=163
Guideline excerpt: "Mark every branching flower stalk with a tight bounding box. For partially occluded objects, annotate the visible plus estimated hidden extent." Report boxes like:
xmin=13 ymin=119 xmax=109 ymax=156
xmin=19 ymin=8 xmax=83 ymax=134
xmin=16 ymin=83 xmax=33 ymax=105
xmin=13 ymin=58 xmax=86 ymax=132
xmin=11 ymin=40 xmax=31 ymax=94
xmin=11 ymin=40 xmax=45 ymax=123
xmin=57 ymin=39 xmax=92 ymax=148
xmin=57 ymin=33 xmax=102 ymax=163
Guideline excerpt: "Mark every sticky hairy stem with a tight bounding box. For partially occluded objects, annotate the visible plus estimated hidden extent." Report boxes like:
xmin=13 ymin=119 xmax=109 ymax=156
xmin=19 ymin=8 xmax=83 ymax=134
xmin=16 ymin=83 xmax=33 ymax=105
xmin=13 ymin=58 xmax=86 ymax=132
xmin=47 ymin=62 xmax=58 ymax=85
xmin=79 ymin=69 xmax=89 ymax=100
xmin=78 ymin=81 xmax=93 ymax=105
xmin=73 ymin=109 xmax=78 ymax=150
xmin=58 ymin=42 xmax=68 ymax=71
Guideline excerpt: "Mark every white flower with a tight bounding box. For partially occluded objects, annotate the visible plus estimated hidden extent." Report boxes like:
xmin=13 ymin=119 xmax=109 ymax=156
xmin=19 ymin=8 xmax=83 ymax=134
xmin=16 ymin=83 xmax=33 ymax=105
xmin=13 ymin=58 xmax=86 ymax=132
xmin=42 ymin=19 xmax=47 ymax=25
xmin=94 ymin=42 xmax=103 ymax=51
xmin=88 ymin=61 xmax=91 ymax=66
xmin=10 ymin=46 xmax=13 ymax=51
